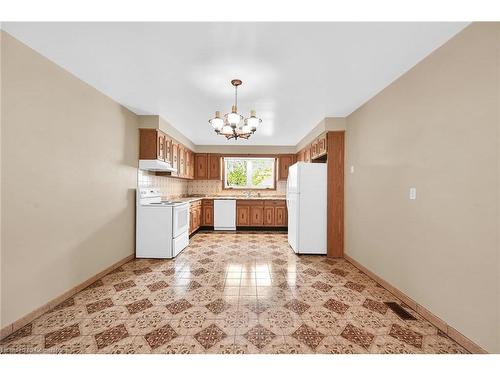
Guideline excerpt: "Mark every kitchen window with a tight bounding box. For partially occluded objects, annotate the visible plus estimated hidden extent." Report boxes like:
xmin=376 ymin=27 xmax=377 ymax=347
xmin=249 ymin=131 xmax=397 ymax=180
xmin=223 ymin=157 xmax=276 ymax=190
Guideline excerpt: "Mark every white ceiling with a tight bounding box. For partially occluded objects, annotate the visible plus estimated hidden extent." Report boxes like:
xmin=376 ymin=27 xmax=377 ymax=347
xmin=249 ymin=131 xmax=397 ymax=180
xmin=2 ymin=22 xmax=468 ymax=146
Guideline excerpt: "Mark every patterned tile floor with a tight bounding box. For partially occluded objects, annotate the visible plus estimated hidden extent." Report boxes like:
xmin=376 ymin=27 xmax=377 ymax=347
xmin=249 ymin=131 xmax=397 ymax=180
xmin=0 ymin=231 xmax=468 ymax=354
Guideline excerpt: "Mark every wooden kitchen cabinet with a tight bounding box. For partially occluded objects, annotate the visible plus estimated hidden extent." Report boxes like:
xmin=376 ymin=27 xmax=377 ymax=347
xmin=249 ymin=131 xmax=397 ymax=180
xmin=236 ymin=199 xmax=286 ymax=228
xmin=178 ymin=146 xmax=186 ymax=178
xmin=236 ymin=206 xmax=250 ymax=226
xmin=164 ymin=136 xmax=172 ymax=165
xmin=185 ymin=150 xmax=194 ymax=179
xmin=275 ymin=206 xmax=288 ymax=227
xmin=208 ymin=154 xmax=221 ymax=180
xmin=202 ymin=199 xmax=214 ymax=226
xmin=195 ymin=154 xmax=208 ymax=179
xmin=139 ymin=128 xmax=168 ymax=161
xmin=250 ymin=206 xmax=264 ymax=226
xmin=139 ymin=128 xmax=194 ymax=180
xmin=315 ymin=134 xmax=327 ymax=158
xmin=278 ymin=154 xmax=295 ymax=181
xmin=171 ymin=142 xmax=179 ymax=177
xmin=263 ymin=207 xmax=274 ymax=226
xmin=189 ymin=200 xmax=202 ymax=234
xmin=304 ymin=146 xmax=311 ymax=163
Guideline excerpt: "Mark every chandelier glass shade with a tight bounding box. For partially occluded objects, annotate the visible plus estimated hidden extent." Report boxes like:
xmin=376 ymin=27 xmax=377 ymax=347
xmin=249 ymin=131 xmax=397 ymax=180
xmin=208 ymin=79 xmax=261 ymax=140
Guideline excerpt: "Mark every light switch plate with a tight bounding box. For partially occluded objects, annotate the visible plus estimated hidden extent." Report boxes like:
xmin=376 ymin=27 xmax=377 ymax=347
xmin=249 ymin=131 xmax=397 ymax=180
xmin=409 ymin=187 xmax=417 ymax=200
xmin=350 ymin=165 xmax=355 ymax=174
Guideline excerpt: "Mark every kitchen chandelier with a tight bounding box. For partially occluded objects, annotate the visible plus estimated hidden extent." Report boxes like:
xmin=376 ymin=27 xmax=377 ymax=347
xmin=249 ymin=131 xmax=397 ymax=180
xmin=209 ymin=79 xmax=262 ymax=140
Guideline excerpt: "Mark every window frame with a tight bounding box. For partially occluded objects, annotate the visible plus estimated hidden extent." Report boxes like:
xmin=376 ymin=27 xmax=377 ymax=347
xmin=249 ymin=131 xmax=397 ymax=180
xmin=222 ymin=156 xmax=277 ymax=190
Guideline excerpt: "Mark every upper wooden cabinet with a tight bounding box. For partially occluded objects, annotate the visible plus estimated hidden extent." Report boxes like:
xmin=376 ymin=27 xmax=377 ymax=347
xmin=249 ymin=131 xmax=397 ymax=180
xmin=208 ymin=154 xmax=221 ymax=180
xmin=316 ymin=134 xmax=327 ymax=158
xmin=194 ymin=153 xmax=221 ymax=180
xmin=297 ymin=133 xmax=328 ymax=163
xmin=139 ymin=128 xmax=167 ymax=161
xmin=195 ymin=154 xmax=208 ymax=179
xmin=139 ymin=128 xmax=194 ymax=180
xmin=278 ymin=154 xmax=295 ymax=181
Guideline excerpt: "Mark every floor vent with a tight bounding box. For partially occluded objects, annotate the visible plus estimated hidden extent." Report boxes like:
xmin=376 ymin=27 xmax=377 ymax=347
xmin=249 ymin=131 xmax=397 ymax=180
xmin=385 ymin=302 xmax=417 ymax=320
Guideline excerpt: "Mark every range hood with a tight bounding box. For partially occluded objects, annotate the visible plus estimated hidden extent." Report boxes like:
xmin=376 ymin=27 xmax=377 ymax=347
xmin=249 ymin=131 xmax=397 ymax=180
xmin=138 ymin=159 xmax=177 ymax=172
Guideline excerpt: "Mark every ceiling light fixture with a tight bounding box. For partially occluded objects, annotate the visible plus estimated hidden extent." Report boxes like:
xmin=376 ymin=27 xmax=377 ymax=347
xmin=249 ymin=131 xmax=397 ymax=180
xmin=209 ymin=79 xmax=262 ymax=140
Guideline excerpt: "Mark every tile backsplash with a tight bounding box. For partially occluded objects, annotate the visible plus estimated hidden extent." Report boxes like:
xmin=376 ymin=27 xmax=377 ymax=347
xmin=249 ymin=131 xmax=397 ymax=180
xmin=188 ymin=180 xmax=287 ymax=197
xmin=137 ymin=170 xmax=188 ymax=198
xmin=138 ymin=170 xmax=286 ymax=198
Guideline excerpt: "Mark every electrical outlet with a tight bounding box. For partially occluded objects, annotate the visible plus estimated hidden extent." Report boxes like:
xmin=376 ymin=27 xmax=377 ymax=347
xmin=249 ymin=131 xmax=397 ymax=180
xmin=350 ymin=165 xmax=354 ymax=174
xmin=409 ymin=187 xmax=417 ymax=200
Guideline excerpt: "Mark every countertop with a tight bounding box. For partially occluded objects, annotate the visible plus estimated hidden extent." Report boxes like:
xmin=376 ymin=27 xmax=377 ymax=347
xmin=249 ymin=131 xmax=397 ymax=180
xmin=162 ymin=195 xmax=286 ymax=203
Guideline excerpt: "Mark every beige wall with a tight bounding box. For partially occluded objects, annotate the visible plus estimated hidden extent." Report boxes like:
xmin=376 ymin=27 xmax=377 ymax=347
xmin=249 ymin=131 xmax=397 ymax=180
xmin=1 ymin=32 xmax=139 ymax=327
xmin=345 ymin=23 xmax=499 ymax=353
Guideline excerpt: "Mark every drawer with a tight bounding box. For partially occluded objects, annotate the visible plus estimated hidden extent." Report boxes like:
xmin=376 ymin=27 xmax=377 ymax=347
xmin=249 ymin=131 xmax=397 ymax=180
xmin=237 ymin=200 xmax=264 ymax=206
xmin=264 ymin=200 xmax=286 ymax=206
xmin=202 ymin=199 xmax=214 ymax=206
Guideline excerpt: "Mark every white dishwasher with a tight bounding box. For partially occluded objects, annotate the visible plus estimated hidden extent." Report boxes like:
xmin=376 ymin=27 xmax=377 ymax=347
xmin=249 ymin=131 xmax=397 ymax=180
xmin=214 ymin=199 xmax=236 ymax=230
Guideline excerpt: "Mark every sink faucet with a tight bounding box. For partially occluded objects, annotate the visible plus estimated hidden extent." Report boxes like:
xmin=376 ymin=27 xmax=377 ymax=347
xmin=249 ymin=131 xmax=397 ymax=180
xmin=245 ymin=191 xmax=252 ymax=198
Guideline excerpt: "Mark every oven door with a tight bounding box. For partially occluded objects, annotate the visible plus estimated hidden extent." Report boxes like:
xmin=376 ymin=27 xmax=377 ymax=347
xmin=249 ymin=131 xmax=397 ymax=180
xmin=172 ymin=203 xmax=189 ymax=238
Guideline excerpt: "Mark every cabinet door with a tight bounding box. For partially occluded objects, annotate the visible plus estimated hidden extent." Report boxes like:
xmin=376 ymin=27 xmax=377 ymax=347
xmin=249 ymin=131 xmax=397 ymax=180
xmin=156 ymin=131 xmax=166 ymax=161
xmin=250 ymin=206 xmax=264 ymax=226
xmin=196 ymin=206 xmax=202 ymax=228
xmin=195 ymin=154 xmax=208 ymax=179
xmin=179 ymin=146 xmax=186 ymax=178
xmin=171 ymin=143 xmax=179 ymax=176
xmin=278 ymin=155 xmax=295 ymax=181
xmin=164 ymin=136 xmax=172 ymax=164
xmin=189 ymin=208 xmax=194 ymax=233
xmin=236 ymin=206 xmax=250 ymax=226
xmin=263 ymin=207 xmax=275 ymax=226
xmin=304 ymin=146 xmax=311 ymax=163
xmin=185 ymin=151 xmax=192 ymax=179
xmin=202 ymin=206 xmax=214 ymax=226
xmin=275 ymin=206 xmax=287 ymax=226
xmin=317 ymin=134 xmax=327 ymax=157
xmin=208 ymin=154 xmax=221 ymax=180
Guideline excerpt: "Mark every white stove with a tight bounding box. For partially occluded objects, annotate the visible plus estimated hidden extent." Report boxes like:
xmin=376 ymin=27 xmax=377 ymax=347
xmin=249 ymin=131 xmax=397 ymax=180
xmin=136 ymin=188 xmax=189 ymax=259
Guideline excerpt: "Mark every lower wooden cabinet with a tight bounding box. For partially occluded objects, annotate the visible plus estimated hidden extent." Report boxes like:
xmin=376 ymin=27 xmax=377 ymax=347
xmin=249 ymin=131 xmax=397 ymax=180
xmin=189 ymin=200 xmax=202 ymax=234
xmin=250 ymin=206 xmax=264 ymax=226
xmin=202 ymin=200 xmax=214 ymax=226
xmin=236 ymin=206 xmax=250 ymax=226
xmin=275 ymin=206 xmax=287 ymax=226
xmin=236 ymin=200 xmax=287 ymax=227
xmin=264 ymin=207 xmax=274 ymax=226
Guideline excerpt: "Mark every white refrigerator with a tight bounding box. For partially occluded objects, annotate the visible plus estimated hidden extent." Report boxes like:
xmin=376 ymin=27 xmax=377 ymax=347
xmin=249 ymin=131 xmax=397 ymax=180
xmin=287 ymin=162 xmax=327 ymax=254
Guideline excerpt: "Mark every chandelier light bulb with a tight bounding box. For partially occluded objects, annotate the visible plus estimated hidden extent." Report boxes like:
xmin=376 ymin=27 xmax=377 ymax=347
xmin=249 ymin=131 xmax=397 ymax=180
xmin=209 ymin=111 xmax=224 ymax=131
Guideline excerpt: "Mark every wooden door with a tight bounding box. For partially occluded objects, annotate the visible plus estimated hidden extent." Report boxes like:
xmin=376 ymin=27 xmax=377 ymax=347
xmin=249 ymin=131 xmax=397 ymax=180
xmin=263 ymin=207 xmax=275 ymax=226
xmin=236 ymin=206 xmax=250 ymax=226
xmin=278 ymin=155 xmax=295 ymax=181
xmin=195 ymin=154 xmax=208 ymax=179
xmin=250 ymin=206 xmax=264 ymax=226
xmin=275 ymin=206 xmax=287 ymax=226
xmin=208 ymin=154 xmax=221 ymax=180
xmin=156 ymin=131 xmax=166 ymax=161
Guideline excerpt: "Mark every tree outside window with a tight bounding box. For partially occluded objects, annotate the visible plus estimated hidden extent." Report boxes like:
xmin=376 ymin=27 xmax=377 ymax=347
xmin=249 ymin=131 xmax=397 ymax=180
xmin=224 ymin=157 xmax=275 ymax=189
